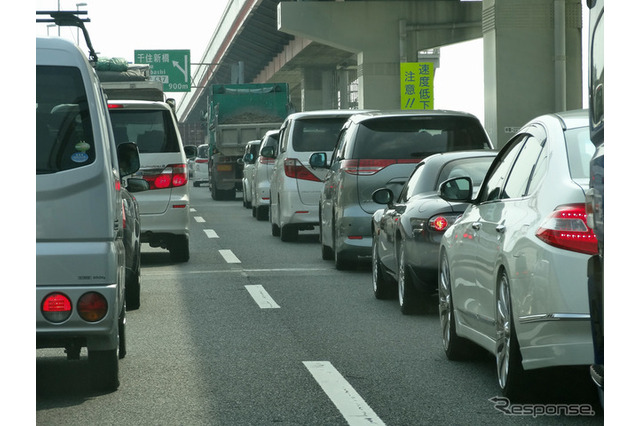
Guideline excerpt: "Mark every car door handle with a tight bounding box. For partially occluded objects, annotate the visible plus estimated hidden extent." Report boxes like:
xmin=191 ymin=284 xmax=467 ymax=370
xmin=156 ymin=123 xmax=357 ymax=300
xmin=472 ymin=222 xmax=481 ymax=230
xmin=495 ymin=224 xmax=506 ymax=233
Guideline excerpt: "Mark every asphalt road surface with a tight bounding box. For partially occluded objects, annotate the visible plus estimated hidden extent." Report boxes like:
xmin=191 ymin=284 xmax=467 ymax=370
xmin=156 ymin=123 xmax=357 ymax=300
xmin=36 ymin=186 xmax=603 ymax=425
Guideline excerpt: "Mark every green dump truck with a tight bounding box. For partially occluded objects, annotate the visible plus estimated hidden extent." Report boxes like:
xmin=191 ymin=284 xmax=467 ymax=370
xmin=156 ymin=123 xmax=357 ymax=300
xmin=207 ymin=83 xmax=291 ymax=200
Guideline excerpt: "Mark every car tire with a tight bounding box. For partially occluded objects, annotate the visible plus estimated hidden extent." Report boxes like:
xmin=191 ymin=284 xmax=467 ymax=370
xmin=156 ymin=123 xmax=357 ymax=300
xmin=439 ymin=251 xmax=471 ymax=361
xmin=257 ymin=206 xmax=269 ymax=221
xmin=496 ymin=269 xmax=526 ymax=399
xmin=271 ymin=222 xmax=280 ymax=237
xmin=169 ymin=235 xmax=190 ymax=263
xmin=89 ymin=303 xmax=123 ymax=391
xmin=372 ymin=236 xmax=394 ymax=299
xmin=398 ymin=240 xmax=422 ymax=314
xmin=125 ymin=269 xmax=140 ymax=310
xmin=280 ymin=224 xmax=298 ymax=242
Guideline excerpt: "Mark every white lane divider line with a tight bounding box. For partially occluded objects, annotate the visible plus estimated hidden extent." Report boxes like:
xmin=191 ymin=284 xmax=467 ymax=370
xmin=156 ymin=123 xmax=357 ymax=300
xmin=190 ymin=208 xmax=196 ymax=212
xmin=303 ymin=361 xmax=385 ymax=426
xmin=204 ymin=229 xmax=219 ymax=238
xmin=245 ymin=285 xmax=280 ymax=309
xmin=194 ymin=216 xmax=205 ymax=223
xmin=219 ymin=249 xmax=241 ymax=263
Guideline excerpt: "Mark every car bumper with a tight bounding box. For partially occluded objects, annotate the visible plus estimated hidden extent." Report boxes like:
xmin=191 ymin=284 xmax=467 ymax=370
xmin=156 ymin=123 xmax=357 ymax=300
xmin=279 ymin=190 xmax=320 ymax=226
xmin=335 ymin=209 xmax=373 ymax=258
xmin=140 ymin=197 xmax=190 ymax=237
xmin=517 ymin=315 xmax=593 ymax=370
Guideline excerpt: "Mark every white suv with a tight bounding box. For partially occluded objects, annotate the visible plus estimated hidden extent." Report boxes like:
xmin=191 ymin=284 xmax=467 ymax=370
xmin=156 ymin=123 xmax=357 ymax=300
xmin=108 ymin=100 xmax=191 ymax=262
xmin=264 ymin=110 xmax=364 ymax=241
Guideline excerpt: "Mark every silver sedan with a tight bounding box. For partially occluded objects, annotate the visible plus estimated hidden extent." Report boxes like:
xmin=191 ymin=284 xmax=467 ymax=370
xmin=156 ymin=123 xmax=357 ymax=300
xmin=438 ymin=109 xmax=597 ymax=399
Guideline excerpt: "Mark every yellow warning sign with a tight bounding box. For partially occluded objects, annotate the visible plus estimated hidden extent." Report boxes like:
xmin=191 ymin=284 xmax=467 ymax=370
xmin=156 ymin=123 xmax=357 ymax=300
xmin=400 ymin=62 xmax=434 ymax=110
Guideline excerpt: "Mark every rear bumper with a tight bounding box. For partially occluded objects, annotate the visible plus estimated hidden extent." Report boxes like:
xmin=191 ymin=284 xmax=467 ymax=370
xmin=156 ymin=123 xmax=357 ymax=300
xmin=36 ymin=283 xmax=120 ymax=351
xmin=335 ymin=207 xmax=373 ymax=258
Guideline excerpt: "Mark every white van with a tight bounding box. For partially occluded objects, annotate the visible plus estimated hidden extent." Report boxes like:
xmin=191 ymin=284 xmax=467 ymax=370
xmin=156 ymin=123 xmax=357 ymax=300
xmin=36 ymin=37 xmax=145 ymax=391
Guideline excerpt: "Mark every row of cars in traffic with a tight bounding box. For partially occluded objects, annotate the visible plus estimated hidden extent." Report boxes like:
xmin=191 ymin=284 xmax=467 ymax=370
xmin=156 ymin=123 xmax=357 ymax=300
xmin=36 ymin=13 xmax=192 ymax=391
xmin=232 ymin=107 xmax=598 ymax=400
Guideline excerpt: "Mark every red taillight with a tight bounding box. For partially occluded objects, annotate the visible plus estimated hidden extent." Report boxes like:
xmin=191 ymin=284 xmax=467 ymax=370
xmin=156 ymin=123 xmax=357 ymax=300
xmin=107 ymin=103 xmax=124 ymax=109
xmin=195 ymin=158 xmax=208 ymax=164
xmin=341 ymin=159 xmax=420 ymax=175
xmin=42 ymin=293 xmax=72 ymax=323
xmin=259 ymin=156 xmax=274 ymax=165
xmin=535 ymin=204 xmax=598 ymax=255
xmin=77 ymin=292 xmax=108 ymax=322
xmin=429 ymin=216 xmax=449 ymax=232
xmin=284 ymin=158 xmax=320 ymax=182
xmin=143 ymin=164 xmax=188 ymax=190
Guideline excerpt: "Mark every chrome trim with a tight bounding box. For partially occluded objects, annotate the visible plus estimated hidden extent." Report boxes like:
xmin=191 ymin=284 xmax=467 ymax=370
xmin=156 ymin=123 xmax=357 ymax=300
xmin=519 ymin=313 xmax=591 ymax=324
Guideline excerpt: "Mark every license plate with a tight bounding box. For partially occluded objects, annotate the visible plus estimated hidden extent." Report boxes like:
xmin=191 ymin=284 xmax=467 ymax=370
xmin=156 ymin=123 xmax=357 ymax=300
xmin=217 ymin=164 xmax=232 ymax=172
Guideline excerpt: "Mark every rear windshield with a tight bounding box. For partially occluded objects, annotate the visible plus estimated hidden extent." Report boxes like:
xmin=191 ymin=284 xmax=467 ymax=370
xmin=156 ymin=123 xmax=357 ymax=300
xmin=36 ymin=65 xmax=95 ymax=174
xmin=291 ymin=117 xmax=347 ymax=152
xmin=197 ymin=144 xmax=208 ymax=158
xmin=353 ymin=116 xmax=491 ymax=159
xmin=109 ymin=109 xmax=180 ymax=153
xmin=565 ymin=126 xmax=595 ymax=180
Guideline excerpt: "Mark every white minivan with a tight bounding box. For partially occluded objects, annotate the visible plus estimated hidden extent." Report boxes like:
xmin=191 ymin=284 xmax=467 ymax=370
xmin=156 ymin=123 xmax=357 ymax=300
xmin=36 ymin=36 xmax=145 ymax=391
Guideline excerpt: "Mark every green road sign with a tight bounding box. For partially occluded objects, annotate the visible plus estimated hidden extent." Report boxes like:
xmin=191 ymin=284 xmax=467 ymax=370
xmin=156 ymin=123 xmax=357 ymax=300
xmin=400 ymin=62 xmax=434 ymax=110
xmin=134 ymin=49 xmax=191 ymax=92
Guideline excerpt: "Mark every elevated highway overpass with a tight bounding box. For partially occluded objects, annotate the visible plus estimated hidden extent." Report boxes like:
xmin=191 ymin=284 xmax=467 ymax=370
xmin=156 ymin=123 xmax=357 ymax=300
xmin=177 ymin=0 xmax=583 ymax=148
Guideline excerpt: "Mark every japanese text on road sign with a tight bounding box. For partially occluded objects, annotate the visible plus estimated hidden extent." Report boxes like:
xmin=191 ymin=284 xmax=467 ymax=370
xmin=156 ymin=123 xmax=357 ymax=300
xmin=401 ymin=62 xmax=434 ymax=110
xmin=134 ymin=49 xmax=191 ymax=93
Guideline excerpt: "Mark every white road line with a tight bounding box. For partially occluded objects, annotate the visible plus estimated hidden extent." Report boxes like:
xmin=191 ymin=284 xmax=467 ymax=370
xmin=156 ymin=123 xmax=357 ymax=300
xmin=204 ymin=229 xmax=219 ymax=238
xmin=219 ymin=249 xmax=241 ymax=263
xmin=245 ymin=285 xmax=280 ymax=309
xmin=303 ymin=361 xmax=385 ymax=426
xmin=190 ymin=208 xmax=196 ymax=212
xmin=194 ymin=216 xmax=205 ymax=223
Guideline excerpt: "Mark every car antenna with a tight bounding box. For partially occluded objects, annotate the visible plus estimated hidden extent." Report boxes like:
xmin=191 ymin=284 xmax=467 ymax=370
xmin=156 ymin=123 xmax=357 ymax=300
xmin=36 ymin=10 xmax=98 ymax=64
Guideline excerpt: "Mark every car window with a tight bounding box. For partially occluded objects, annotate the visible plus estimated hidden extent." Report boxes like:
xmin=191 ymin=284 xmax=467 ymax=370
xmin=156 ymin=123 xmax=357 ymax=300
xmin=437 ymin=157 xmax=495 ymax=188
xmin=36 ymin=65 xmax=96 ymax=174
xmin=565 ymin=126 xmax=594 ymax=180
xmin=399 ymin=162 xmax=426 ymax=201
xmin=197 ymin=144 xmax=208 ymax=158
xmin=502 ymin=135 xmax=544 ymax=199
xmin=291 ymin=117 xmax=346 ymax=152
xmin=353 ymin=116 xmax=491 ymax=160
xmin=331 ymin=123 xmax=353 ymax=164
xmin=477 ymin=134 xmax=526 ymax=203
xmin=109 ymin=109 xmax=180 ymax=153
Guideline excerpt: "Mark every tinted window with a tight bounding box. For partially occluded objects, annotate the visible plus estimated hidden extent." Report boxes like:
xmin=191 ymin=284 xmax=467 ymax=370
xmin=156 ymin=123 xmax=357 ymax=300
xmin=109 ymin=109 xmax=180 ymax=153
xmin=565 ymin=126 xmax=595 ymax=180
xmin=502 ymin=136 xmax=544 ymax=199
xmin=36 ymin=65 xmax=95 ymax=174
xmin=353 ymin=116 xmax=490 ymax=160
xmin=437 ymin=157 xmax=494 ymax=188
xmin=197 ymin=144 xmax=208 ymax=158
xmin=291 ymin=117 xmax=347 ymax=152
xmin=478 ymin=135 xmax=526 ymax=202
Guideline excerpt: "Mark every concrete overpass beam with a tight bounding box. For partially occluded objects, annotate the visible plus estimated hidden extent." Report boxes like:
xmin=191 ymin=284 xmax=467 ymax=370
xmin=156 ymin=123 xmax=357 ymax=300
xmin=278 ymin=1 xmax=482 ymax=110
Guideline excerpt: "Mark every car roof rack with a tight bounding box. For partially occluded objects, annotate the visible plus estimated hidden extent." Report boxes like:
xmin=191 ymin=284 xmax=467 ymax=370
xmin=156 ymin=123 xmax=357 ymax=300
xmin=36 ymin=10 xmax=98 ymax=64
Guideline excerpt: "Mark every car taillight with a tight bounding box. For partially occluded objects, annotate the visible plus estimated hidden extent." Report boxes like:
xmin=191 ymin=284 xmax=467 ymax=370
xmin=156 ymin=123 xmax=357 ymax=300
xmin=535 ymin=204 xmax=598 ymax=255
xmin=42 ymin=293 xmax=72 ymax=323
xmin=195 ymin=158 xmax=208 ymax=164
xmin=342 ymin=159 xmax=420 ymax=175
xmin=143 ymin=164 xmax=188 ymax=190
xmin=78 ymin=292 xmax=108 ymax=322
xmin=284 ymin=158 xmax=320 ymax=182
xmin=429 ymin=216 xmax=450 ymax=232
xmin=259 ymin=156 xmax=274 ymax=165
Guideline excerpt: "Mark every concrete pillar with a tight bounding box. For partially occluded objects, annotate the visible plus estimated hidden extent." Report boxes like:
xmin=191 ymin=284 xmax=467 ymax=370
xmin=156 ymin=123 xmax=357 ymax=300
xmin=301 ymin=68 xmax=336 ymax=111
xmin=483 ymin=0 xmax=583 ymax=147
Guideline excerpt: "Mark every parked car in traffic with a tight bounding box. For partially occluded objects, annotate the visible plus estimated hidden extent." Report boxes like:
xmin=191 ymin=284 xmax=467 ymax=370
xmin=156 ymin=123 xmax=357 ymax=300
xmin=251 ymin=129 xmax=279 ymax=221
xmin=241 ymin=139 xmax=262 ymax=208
xmin=264 ymin=110 xmax=366 ymax=241
xmin=192 ymin=143 xmax=209 ymax=187
xmin=437 ymin=109 xmax=596 ymax=399
xmin=36 ymin=33 xmax=146 ymax=391
xmin=371 ymin=150 xmax=496 ymax=314
xmin=310 ymin=110 xmax=493 ymax=270
xmin=108 ymin=100 xmax=191 ymax=262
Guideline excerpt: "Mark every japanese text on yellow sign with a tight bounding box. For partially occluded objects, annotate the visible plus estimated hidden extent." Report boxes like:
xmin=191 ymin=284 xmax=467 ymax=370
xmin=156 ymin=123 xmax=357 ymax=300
xmin=401 ymin=62 xmax=434 ymax=110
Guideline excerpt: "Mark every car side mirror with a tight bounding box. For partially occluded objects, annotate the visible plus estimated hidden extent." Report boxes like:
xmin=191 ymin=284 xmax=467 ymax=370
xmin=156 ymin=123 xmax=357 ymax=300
xmin=260 ymin=146 xmax=276 ymax=159
xmin=439 ymin=176 xmax=473 ymax=202
xmin=309 ymin=152 xmax=328 ymax=168
xmin=117 ymin=142 xmax=141 ymax=177
xmin=126 ymin=177 xmax=149 ymax=193
xmin=372 ymin=187 xmax=395 ymax=207
xmin=242 ymin=152 xmax=255 ymax=164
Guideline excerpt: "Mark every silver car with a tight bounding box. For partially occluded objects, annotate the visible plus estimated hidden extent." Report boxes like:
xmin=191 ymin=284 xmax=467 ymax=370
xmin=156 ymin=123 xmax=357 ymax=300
xmin=251 ymin=129 xmax=279 ymax=221
xmin=371 ymin=150 xmax=496 ymax=314
xmin=192 ymin=144 xmax=209 ymax=187
xmin=241 ymin=139 xmax=261 ymax=209
xmin=438 ymin=109 xmax=596 ymax=399
xmin=311 ymin=110 xmax=493 ymax=270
